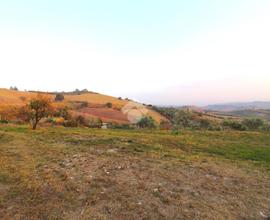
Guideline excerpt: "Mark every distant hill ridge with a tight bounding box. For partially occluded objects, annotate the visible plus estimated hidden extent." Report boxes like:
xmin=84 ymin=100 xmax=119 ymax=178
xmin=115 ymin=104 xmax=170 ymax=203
xmin=205 ymin=101 xmax=270 ymax=111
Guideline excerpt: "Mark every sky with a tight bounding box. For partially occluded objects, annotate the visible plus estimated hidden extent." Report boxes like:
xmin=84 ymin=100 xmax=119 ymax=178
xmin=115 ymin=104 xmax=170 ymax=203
xmin=0 ymin=0 xmax=270 ymax=106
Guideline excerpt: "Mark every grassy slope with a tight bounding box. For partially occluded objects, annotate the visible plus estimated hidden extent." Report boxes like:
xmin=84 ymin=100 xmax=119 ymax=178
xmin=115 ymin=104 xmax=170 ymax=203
xmin=0 ymin=125 xmax=269 ymax=219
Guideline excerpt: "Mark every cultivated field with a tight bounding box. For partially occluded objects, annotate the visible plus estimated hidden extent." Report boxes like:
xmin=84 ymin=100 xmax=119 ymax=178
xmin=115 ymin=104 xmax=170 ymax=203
xmin=0 ymin=125 xmax=270 ymax=219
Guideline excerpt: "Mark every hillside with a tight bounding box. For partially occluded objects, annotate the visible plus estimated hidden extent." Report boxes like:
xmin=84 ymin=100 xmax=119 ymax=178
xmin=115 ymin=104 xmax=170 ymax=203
xmin=0 ymin=89 xmax=167 ymax=124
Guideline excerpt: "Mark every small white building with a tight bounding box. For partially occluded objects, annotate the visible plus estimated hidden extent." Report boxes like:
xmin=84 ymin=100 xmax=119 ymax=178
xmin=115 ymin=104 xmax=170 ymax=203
xmin=101 ymin=123 xmax=108 ymax=129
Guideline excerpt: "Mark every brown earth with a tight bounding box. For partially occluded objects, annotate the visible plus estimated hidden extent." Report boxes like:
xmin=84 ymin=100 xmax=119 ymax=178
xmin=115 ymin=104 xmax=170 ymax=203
xmin=77 ymin=107 xmax=129 ymax=123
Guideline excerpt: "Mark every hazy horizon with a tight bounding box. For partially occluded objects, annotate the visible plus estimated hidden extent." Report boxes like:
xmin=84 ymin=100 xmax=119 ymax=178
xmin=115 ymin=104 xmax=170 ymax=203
xmin=1 ymin=0 xmax=270 ymax=106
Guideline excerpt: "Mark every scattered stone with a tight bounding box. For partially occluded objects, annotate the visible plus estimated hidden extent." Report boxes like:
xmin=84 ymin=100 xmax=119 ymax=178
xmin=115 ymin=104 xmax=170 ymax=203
xmin=107 ymin=149 xmax=118 ymax=154
xmin=260 ymin=211 xmax=269 ymax=219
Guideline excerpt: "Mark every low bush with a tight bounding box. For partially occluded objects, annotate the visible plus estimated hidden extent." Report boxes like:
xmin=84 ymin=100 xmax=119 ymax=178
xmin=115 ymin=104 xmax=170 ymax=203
xmin=223 ymin=120 xmax=247 ymax=131
xmin=105 ymin=102 xmax=112 ymax=108
xmin=108 ymin=123 xmax=133 ymax=129
xmin=88 ymin=118 xmax=103 ymax=128
xmin=63 ymin=120 xmax=78 ymax=127
xmin=137 ymin=116 xmax=156 ymax=129
xmin=242 ymin=118 xmax=265 ymax=130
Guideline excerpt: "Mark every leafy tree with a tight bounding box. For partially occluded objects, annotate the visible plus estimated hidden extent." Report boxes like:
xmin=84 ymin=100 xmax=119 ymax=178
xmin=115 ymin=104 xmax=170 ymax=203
xmin=137 ymin=116 xmax=156 ymax=128
xmin=24 ymin=94 xmax=52 ymax=130
xmin=10 ymin=86 xmax=18 ymax=91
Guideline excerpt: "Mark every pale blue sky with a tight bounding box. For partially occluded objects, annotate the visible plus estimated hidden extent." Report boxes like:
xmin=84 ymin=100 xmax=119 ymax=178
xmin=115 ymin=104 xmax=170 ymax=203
xmin=0 ymin=0 xmax=255 ymax=50
xmin=0 ymin=0 xmax=270 ymax=105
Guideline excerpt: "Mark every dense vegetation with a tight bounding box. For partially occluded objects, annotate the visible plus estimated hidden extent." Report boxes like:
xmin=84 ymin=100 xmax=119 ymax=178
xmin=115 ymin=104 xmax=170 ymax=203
xmin=152 ymin=106 xmax=270 ymax=131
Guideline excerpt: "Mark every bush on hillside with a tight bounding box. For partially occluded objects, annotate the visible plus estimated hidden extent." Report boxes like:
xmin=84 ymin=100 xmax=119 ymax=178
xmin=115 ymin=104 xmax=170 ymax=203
xmin=55 ymin=94 xmax=64 ymax=102
xmin=63 ymin=119 xmax=78 ymax=127
xmin=137 ymin=116 xmax=156 ymax=129
xmin=159 ymin=120 xmax=172 ymax=130
xmin=223 ymin=120 xmax=247 ymax=131
xmin=242 ymin=118 xmax=264 ymax=130
xmin=76 ymin=115 xmax=87 ymax=126
xmin=53 ymin=107 xmax=70 ymax=120
xmin=261 ymin=124 xmax=270 ymax=131
xmin=105 ymin=102 xmax=112 ymax=108
xmin=80 ymin=102 xmax=88 ymax=108
xmin=88 ymin=118 xmax=103 ymax=128
xmin=173 ymin=110 xmax=193 ymax=128
xmin=107 ymin=123 xmax=133 ymax=129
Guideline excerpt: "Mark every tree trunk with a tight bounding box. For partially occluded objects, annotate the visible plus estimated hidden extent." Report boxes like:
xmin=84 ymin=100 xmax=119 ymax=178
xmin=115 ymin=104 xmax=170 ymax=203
xmin=32 ymin=123 xmax=37 ymax=130
xmin=32 ymin=120 xmax=38 ymax=130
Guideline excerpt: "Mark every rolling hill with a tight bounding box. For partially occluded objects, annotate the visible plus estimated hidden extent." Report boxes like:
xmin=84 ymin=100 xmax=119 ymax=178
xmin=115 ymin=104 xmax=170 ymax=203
xmin=205 ymin=101 xmax=270 ymax=111
xmin=0 ymin=88 xmax=167 ymax=124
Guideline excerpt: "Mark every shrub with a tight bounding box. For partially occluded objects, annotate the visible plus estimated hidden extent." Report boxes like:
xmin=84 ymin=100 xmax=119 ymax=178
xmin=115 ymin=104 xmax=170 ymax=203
xmin=105 ymin=102 xmax=112 ymax=108
xmin=107 ymin=123 xmax=133 ymax=129
xmin=63 ymin=120 xmax=78 ymax=127
xmin=261 ymin=124 xmax=270 ymax=131
xmin=46 ymin=118 xmax=55 ymax=123
xmin=55 ymin=94 xmax=64 ymax=102
xmin=0 ymin=120 xmax=8 ymax=124
xmin=76 ymin=115 xmax=86 ymax=126
xmin=223 ymin=120 xmax=247 ymax=131
xmin=137 ymin=116 xmax=156 ymax=129
xmin=80 ymin=102 xmax=88 ymax=108
xmin=242 ymin=118 xmax=264 ymax=130
xmin=173 ymin=110 xmax=193 ymax=128
xmin=19 ymin=96 xmax=26 ymax=102
xmin=199 ymin=119 xmax=211 ymax=129
xmin=88 ymin=118 xmax=103 ymax=128
xmin=53 ymin=107 xmax=70 ymax=120
xmin=159 ymin=120 xmax=172 ymax=130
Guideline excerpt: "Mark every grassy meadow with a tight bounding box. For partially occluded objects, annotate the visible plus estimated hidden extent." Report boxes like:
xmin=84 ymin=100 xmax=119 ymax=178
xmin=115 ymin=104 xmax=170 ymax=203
xmin=0 ymin=125 xmax=270 ymax=219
